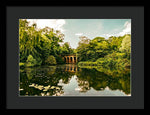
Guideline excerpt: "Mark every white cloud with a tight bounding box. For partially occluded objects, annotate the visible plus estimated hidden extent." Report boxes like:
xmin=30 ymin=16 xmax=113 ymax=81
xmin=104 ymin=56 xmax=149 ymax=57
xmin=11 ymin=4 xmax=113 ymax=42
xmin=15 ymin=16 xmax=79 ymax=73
xmin=75 ymin=33 xmax=83 ymax=36
xmin=102 ymin=21 xmax=131 ymax=39
xmin=118 ymin=21 xmax=131 ymax=36
xmin=102 ymin=33 xmax=116 ymax=39
xmin=26 ymin=19 xmax=66 ymax=32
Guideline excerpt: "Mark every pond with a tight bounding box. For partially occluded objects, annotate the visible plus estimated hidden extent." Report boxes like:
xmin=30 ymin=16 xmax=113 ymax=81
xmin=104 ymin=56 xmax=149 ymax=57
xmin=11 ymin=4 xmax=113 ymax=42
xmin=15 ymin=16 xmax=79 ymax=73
xmin=19 ymin=64 xmax=131 ymax=96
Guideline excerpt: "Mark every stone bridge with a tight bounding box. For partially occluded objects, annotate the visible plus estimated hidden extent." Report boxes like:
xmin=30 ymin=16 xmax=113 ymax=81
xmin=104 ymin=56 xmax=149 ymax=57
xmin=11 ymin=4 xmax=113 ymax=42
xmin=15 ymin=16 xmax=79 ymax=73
xmin=63 ymin=54 xmax=78 ymax=64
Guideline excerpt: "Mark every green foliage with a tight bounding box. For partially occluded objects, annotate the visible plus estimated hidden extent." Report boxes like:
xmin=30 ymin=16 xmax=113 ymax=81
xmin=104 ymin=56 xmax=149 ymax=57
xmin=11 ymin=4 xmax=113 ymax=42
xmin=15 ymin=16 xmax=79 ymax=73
xmin=78 ymin=61 xmax=97 ymax=66
xmin=76 ymin=36 xmax=112 ymax=62
xmin=56 ymin=55 xmax=65 ymax=64
xmin=19 ymin=19 xmax=42 ymax=62
xmin=25 ymin=55 xmax=37 ymax=67
xmin=86 ymin=50 xmax=96 ymax=60
xmin=19 ymin=62 xmax=25 ymax=67
xmin=76 ymin=43 xmax=90 ymax=61
xmin=119 ymin=34 xmax=131 ymax=53
xmin=108 ymin=35 xmax=124 ymax=51
xmin=96 ymin=58 xmax=105 ymax=66
xmin=78 ymin=36 xmax=91 ymax=45
xmin=61 ymin=42 xmax=74 ymax=56
xmin=77 ymin=34 xmax=131 ymax=72
xmin=91 ymin=37 xmax=105 ymax=43
xmin=45 ymin=55 xmax=57 ymax=65
xmin=19 ymin=19 xmax=67 ymax=65
xmin=36 ymin=57 xmax=43 ymax=66
xmin=19 ymin=19 xmax=131 ymax=70
xmin=96 ymin=51 xmax=130 ymax=71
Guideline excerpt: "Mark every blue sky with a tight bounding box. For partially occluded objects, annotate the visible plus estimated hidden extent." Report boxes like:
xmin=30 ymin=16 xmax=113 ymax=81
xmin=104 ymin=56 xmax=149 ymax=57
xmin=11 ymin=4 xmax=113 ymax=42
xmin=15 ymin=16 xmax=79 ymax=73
xmin=27 ymin=19 xmax=131 ymax=49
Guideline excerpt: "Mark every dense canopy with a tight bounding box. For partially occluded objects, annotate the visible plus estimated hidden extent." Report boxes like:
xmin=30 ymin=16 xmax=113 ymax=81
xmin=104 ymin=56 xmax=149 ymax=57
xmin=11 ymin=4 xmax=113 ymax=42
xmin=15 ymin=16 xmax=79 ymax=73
xmin=19 ymin=19 xmax=131 ymax=71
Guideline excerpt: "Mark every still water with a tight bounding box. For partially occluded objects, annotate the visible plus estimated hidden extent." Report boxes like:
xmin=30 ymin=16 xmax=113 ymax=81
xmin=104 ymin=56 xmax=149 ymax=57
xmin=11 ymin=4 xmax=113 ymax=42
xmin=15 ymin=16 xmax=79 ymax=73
xmin=19 ymin=64 xmax=131 ymax=96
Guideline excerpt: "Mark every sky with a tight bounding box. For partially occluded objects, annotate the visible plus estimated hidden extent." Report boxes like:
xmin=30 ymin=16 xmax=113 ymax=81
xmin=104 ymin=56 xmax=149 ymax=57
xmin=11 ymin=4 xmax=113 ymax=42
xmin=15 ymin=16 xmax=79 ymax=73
xmin=26 ymin=19 xmax=131 ymax=49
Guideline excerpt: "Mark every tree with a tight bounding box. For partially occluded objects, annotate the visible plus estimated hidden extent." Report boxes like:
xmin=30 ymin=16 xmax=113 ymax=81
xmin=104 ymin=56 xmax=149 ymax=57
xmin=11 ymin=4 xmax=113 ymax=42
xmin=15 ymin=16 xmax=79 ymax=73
xmin=77 ymin=43 xmax=90 ymax=61
xmin=76 ymin=36 xmax=91 ymax=61
xmin=86 ymin=50 xmax=96 ymax=61
xmin=119 ymin=34 xmax=131 ymax=53
xmin=45 ymin=55 xmax=57 ymax=65
xmin=90 ymin=37 xmax=105 ymax=43
xmin=60 ymin=42 xmax=74 ymax=56
xmin=19 ymin=19 xmax=66 ymax=65
xmin=108 ymin=36 xmax=124 ymax=51
xmin=19 ymin=19 xmax=42 ymax=62
xmin=78 ymin=36 xmax=91 ymax=45
xmin=119 ymin=34 xmax=131 ymax=60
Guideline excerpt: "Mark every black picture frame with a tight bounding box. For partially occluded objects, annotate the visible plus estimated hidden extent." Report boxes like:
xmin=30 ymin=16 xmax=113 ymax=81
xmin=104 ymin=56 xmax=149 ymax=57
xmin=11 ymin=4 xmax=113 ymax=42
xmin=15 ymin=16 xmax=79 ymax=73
xmin=2 ymin=2 xmax=145 ymax=110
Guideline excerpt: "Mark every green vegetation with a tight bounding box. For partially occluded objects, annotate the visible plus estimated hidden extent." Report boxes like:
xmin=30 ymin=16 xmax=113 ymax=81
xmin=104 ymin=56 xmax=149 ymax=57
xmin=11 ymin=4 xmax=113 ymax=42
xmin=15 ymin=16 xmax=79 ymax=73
xmin=19 ymin=19 xmax=131 ymax=76
xmin=78 ymin=62 xmax=97 ymax=66
xmin=77 ymin=34 xmax=131 ymax=71
xmin=19 ymin=20 xmax=131 ymax=96
xmin=19 ymin=62 xmax=25 ymax=67
xmin=45 ymin=55 xmax=57 ymax=65
xmin=25 ymin=55 xmax=37 ymax=67
xmin=19 ymin=19 xmax=74 ymax=67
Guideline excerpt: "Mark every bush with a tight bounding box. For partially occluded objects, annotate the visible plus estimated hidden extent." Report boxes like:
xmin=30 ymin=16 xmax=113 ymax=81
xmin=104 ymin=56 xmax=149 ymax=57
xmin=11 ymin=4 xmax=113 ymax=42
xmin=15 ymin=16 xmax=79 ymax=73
xmin=25 ymin=55 xmax=37 ymax=67
xmin=56 ymin=56 xmax=65 ymax=64
xmin=96 ymin=58 xmax=105 ymax=66
xmin=19 ymin=62 xmax=25 ymax=67
xmin=78 ymin=61 xmax=97 ymax=66
xmin=45 ymin=55 xmax=57 ymax=65
xmin=36 ymin=57 xmax=42 ymax=66
xmin=115 ymin=52 xmax=126 ymax=59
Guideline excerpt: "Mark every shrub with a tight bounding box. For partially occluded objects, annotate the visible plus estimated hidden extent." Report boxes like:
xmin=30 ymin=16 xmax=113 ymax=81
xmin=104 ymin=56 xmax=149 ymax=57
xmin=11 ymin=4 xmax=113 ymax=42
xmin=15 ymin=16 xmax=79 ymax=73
xmin=25 ymin=55 xmax=37 ymax=67
xmin=56 ymin=56 xmax=65 ymax=64
xmin=122 ymin=58 xmax=130 ymax=68
xmin=45 ymin=55 xmax=57 ymax=65
xmin=36 ymin=57 xmax=42 ymax=66
xmin=19 ymin=62 xmax=25 ymax=67
xmin=78 ymin=61 xmax=97 ymax=66
xmin=115 ymin=52 xmax=126 ymax=59
xmin=96 ymin=58 xmax=105 ymax=66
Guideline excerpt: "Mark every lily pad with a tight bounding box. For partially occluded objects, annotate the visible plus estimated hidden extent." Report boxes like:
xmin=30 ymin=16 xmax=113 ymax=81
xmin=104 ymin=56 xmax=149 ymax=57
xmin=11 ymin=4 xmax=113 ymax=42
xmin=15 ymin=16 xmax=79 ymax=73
xmin=50 ymin=86 xmax=55 ymax=89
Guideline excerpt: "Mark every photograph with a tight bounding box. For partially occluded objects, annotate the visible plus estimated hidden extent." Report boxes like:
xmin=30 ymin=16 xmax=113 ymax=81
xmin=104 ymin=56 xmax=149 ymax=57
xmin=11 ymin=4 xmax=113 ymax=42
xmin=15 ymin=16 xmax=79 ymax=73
xmin=19 ymin=19 xmax=131 ymax=96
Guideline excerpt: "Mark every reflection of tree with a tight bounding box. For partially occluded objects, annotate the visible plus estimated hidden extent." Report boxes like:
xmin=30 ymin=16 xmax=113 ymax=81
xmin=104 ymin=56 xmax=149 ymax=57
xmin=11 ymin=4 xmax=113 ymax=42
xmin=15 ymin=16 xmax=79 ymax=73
xmin=25 ymin=67 xmax=35 ymax=80
xmin=76 ymin=67 xmax=131 ymax=95
xmin=76 ymin=68 xmax=110 ymax=92
xmin=96 ymin=66 xmax=130 ymax=78
xmin=20 ymin=66 xmax=73 ymax=96
xmin=20 ymin=65 xmax=131 ymax=96
xmin=118 ymin=76 xmax=131 ymax=95
xmin=46 ymin=66 xmax=56 ymax=75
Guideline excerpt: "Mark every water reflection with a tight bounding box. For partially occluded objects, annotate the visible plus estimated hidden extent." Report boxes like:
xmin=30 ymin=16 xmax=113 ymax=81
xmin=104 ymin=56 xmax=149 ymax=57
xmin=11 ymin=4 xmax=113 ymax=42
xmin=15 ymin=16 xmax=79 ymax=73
xmin=19 ymin=64 xmax=131 ymax=96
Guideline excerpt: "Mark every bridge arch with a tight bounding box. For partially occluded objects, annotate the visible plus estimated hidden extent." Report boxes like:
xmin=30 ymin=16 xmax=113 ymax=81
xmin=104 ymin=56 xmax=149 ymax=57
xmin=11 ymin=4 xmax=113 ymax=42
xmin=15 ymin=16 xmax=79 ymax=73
xmin=63 ymin=54 xmax=78 ymax=64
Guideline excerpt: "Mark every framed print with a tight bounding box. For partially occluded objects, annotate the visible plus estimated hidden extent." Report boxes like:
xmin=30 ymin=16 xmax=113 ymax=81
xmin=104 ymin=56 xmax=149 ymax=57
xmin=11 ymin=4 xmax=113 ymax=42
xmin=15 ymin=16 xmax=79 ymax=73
xmin=5 ymin=5 xmax=144 ymax=109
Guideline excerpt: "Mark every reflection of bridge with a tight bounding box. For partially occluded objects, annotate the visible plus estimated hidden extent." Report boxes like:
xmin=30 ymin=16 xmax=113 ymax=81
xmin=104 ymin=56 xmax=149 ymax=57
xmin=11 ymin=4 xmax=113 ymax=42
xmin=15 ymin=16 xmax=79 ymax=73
xmin=64 ymin=65 xmax=79 ymax=73
xmin=63 ymin=54 xmax=78 ymax=64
